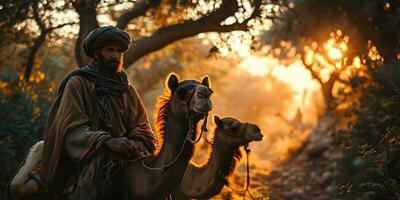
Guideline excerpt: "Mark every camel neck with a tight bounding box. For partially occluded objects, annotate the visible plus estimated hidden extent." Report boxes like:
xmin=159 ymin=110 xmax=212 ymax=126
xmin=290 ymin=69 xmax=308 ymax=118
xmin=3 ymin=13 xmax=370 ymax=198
xmin=174 ymin=133 xmax=242 ymax=198
xmin=210 ymin=137 xmax=240 ymax=178
xmin=154 ymin=108 xmax=195 ymax=167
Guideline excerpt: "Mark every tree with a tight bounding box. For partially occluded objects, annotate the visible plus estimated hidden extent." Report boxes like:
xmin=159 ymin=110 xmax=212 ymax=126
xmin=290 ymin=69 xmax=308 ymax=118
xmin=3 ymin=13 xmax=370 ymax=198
xmin=261 ymin=0 xmax=400 ymax=109
xmin=1 ymin=0 xmax=281 ymax=82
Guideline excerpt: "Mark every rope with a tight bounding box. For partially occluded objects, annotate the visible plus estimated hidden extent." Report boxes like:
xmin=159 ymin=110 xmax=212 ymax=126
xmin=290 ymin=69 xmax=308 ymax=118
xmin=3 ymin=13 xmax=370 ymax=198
xmin=201 ymin=138 xmax=255 ymax=200
xmin=204 ymin=138 xmax=213 ymax=145
xmin=195 ymin=122 xmax=254 ymax=199
xmin=141 ymin=133 xmax=190 ymax=172
xmin=225 ymin=144 xmax=255 ymax=200
xmin=187 ymin=114 xmax=209 ymax=144
xmin=142 ymin=115 xmax=203 ymax=172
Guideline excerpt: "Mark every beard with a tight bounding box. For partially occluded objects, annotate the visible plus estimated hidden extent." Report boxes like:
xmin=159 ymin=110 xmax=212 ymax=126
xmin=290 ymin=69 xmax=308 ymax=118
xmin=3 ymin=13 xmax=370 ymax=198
xmin=96 ymin=56 xmax=124 ymax=77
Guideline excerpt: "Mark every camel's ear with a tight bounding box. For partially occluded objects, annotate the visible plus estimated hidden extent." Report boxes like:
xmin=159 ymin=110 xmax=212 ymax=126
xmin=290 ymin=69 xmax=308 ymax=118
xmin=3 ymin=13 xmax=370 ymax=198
xmin=213 ymin=115 xmax=222 ymax=127
xmin=167 ymin=73 xmax=179 ymax=92
xmin=201 ymin=75 xmax=211 ymax=88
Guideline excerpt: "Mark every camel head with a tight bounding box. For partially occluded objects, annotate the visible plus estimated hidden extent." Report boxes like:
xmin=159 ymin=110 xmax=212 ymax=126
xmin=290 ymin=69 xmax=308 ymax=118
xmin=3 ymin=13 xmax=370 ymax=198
xmin=167 ymin=73 xmax=213 ymax=120
xmin=213 ymin=115 xmax=263 ymax=147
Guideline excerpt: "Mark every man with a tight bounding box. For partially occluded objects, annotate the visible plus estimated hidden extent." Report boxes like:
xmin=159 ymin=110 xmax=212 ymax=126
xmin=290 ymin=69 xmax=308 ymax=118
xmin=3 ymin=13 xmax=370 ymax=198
xmin=40 ymin=26 xmax=157 ymax=199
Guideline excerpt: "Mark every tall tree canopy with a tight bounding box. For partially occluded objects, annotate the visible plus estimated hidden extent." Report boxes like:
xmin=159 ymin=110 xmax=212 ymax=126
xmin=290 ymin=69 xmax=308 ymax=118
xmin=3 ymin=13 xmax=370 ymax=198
xmin=262 ymin=0 xmax=400 ymax=109
xmin=0 ymin=0 xmax=284 ymax=81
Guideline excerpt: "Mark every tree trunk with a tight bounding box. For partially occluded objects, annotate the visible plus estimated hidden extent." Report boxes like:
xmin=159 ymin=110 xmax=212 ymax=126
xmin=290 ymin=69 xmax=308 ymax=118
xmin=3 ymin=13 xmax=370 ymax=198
xmin=321 ymin=72 xmax=339 ymax=110
xmin=74 ymin=0 xmax=99 ymax=67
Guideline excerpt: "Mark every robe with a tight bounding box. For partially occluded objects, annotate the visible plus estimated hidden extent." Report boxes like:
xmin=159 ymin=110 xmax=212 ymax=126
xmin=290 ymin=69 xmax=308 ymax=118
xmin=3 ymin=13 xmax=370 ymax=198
xmin=40 ymin=73 xmax=156 ymax=197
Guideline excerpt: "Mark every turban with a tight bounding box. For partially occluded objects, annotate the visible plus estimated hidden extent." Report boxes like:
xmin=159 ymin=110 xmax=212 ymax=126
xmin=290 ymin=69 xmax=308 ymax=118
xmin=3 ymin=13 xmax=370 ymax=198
xmin=83 ymin=26 xmax=132 ymax=58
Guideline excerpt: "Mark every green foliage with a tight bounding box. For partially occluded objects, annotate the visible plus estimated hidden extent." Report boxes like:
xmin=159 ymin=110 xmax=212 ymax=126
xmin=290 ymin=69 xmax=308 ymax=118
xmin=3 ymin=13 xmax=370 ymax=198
xmin=337 ymin=61 xmax=400 ymax=200
xmin=0 ymin=70 xmax=53 ymax=197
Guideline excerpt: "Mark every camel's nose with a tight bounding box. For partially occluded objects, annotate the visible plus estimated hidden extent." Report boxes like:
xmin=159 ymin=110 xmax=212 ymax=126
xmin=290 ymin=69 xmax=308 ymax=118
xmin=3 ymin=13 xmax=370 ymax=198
xmin=204 ymin=100 xmax=212 ymax=111
xmin=251 ymin=125 xmax=261 ymax=133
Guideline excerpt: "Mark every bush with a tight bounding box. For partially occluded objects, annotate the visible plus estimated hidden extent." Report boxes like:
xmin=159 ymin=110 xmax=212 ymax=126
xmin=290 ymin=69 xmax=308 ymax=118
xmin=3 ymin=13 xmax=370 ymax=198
xmin=0 ymin=70 xmax=54 ymax=198
xmin=337 ymin=62 xmax=400 ymax=200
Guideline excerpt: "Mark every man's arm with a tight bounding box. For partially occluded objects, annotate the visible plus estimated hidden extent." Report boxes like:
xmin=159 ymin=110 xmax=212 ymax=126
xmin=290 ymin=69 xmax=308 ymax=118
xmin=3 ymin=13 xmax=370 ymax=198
xmin=58 ymin=77 xmax=112 ymax=163
xmin=65 ymin=125 xmax=140 ymax=160
xmin=63 ymin=77 xmax=137 ymax=162
xmin=126 ymin=86 xmax=157 ymax=154
xmin=65 ymin=125 xmax=111 ymax=161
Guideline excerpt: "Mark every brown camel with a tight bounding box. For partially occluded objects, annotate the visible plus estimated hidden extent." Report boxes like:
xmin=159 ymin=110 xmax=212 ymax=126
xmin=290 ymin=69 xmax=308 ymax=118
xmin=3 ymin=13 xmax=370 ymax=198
xmin=171 ymin=115 xmax=263 ymax=199
xmin=109 ymin=74 xmax=213 ymax=199
xmin=9 ymin=73 xmax=213 ymax=200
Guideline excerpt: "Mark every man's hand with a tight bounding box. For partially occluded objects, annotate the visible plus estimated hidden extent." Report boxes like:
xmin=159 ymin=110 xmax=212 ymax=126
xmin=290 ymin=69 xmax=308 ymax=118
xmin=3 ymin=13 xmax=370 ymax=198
xmin=132 ymin=141 xmax=151 ymax=157
xmin=104 ymin=137 xmax=149 ymax=157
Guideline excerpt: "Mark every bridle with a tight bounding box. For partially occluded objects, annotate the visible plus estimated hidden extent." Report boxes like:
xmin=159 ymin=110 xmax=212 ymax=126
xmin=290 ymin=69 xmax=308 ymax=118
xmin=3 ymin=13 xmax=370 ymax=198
xmin=138 ymin=85 xmax=211 ymax=172
xmin=225 ymin=144 xmax=255 ymax=200
xmin=178 ymin=85 xmax=211 ymax=144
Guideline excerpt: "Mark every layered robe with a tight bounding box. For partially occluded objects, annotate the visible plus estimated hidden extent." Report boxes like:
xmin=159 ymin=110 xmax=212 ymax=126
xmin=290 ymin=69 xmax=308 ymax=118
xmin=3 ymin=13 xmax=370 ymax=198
xmin=40 ymin=64 xmax=156 ymax=198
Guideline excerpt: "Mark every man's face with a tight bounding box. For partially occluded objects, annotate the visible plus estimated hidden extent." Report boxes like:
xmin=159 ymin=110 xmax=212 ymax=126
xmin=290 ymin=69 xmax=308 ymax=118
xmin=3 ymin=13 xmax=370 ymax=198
xmin=96 ymin=44 xmax=124 ymax=73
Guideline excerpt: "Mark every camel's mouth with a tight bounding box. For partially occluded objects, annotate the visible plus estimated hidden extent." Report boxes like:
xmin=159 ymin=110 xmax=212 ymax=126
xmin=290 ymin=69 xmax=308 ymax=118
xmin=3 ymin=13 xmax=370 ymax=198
xmin=190 ymin=108 xmax=209 ymax=121
xmin=254 ymin=133 xmax=264 ymax=141
xmin=192 ymin=106 xmax=211 ymax=115
xmin=247 ymin=132 xmax=264 ymax=142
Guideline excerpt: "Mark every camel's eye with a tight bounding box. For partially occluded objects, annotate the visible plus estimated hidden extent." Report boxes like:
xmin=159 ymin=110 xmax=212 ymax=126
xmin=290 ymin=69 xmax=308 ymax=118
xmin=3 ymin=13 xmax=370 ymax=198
xmin=176 ymin=88 xmax=188 ymax=100
xmin=230 ymin=124 xmax=240 ymax=133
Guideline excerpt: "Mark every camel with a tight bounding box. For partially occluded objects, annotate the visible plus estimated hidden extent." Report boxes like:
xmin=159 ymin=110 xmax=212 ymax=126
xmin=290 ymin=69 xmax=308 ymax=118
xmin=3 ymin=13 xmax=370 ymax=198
xmin=9 ymin=73 xmax=213 ymax=200
xmin=171 ymin=115 xmax=263 ymax=199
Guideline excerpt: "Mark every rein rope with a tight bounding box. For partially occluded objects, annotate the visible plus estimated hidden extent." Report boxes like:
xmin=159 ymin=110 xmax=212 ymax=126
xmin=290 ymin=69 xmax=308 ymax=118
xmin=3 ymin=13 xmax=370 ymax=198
xmin=140 ymin=113 xmax=209 ymax=172
xmin=187 ymin=114 xmax=208 ymax=144
xmin=140 ymin=133 xmax=189 ymax=172
xmin=225 ymin=144 xmax=255 ymax=200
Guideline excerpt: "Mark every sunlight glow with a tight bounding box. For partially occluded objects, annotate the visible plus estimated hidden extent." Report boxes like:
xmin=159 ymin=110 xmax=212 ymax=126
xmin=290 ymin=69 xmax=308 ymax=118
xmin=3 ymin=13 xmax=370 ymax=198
xmin=328 ymin=47 xmax=343 ymax=60
xmin=239 ymin=56 xmax=320 ymax=112
xmin=305 ymin=49 xmax=314 ymax=65
xmin=239 ymin=56 xmax=269 ymax=75
xmin=353 ymin=56 xmax=362 ymax=69
xmin=271 ymin=61 xmax=320 ymax=109
xmin=325 ymin=38 xmax=347 ymax=60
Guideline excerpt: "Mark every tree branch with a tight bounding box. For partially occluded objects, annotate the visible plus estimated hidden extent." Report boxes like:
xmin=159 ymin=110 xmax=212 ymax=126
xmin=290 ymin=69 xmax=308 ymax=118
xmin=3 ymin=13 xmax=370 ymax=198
xmin=32 ymin=0 xmax=45 ymax=31
xmin=24 ymin=30 xmax=47 ymax=82
xmin=74 ymin=0 xmax=265 ymax=67
xmin=300 ymin=53 xmax=323 ymax=85
xmin=24 ymin=1 xmax=75 ymax=81
xmin=24 ymin=23 xmax=75 ymax=82
xmin=116 ymin=0 xmax=162 ymax=30
xmin=123 ymin=0 xmax=256 ymax=67
xmin=48 ymin=22 xmax=76 ymax=31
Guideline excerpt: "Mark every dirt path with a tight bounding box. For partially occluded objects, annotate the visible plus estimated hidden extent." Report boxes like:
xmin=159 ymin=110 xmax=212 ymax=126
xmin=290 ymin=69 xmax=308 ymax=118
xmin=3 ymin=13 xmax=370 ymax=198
xmin=217 ymin=114 xmax=342 ymax=200
xmin=256 ymin=114 xmax=342 ymax=200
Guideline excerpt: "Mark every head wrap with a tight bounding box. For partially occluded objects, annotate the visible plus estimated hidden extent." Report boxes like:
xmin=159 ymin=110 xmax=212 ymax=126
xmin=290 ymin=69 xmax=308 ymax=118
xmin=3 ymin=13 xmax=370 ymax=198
xmin=83 ymin=26 xmax=132 ymax=58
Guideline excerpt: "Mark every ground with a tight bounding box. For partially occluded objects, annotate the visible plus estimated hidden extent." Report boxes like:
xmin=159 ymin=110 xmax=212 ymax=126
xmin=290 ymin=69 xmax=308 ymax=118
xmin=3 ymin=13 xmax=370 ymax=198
xmin=219 ymin=113 xmax=343 ymax=200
